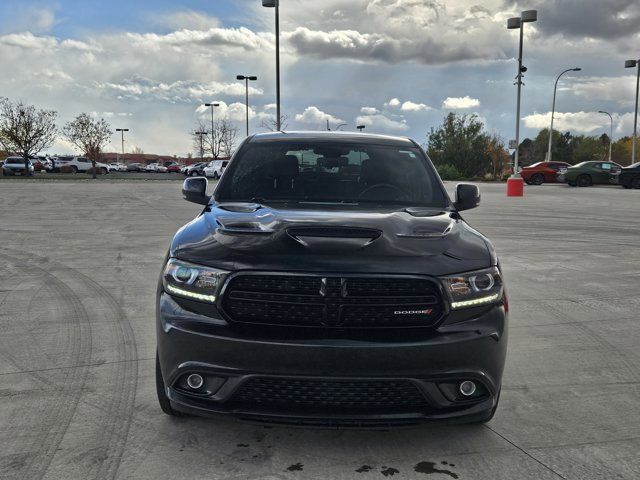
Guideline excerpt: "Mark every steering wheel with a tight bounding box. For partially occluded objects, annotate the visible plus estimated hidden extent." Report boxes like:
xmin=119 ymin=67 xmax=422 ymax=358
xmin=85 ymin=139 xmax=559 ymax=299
xmin=358 ymin=183 xmax=407 ymax=200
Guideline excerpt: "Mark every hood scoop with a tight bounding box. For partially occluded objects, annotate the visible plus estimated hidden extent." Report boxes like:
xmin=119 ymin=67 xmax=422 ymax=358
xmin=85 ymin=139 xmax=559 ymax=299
xmin=287 ymin=226 xmax=381 ymax=251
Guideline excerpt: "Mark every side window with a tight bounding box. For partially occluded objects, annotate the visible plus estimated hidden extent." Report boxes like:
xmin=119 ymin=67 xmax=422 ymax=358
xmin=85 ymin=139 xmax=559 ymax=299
xmin=600 ymin=163 xmax=612 ymax=171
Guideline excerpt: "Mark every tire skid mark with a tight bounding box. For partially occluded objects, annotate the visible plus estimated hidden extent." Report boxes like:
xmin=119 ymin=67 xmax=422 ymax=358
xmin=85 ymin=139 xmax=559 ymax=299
xmin=1 ymin=248 xmax=139 ymax=480
xmin=0 ymin=252 xmax=92 ymax=480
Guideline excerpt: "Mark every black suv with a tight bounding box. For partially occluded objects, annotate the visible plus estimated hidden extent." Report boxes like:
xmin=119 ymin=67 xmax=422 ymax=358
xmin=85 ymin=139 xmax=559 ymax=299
xmin=156 ymin=132 xmax=507 ymax=426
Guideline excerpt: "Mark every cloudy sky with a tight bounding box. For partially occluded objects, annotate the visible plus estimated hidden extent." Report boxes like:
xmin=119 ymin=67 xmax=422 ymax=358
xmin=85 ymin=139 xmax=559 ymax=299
xmin=0 ymin=0 xmax=638 ymax=156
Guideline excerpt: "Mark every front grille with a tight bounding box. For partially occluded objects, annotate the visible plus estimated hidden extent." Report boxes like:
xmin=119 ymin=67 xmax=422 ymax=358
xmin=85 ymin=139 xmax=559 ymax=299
xmin=228 ymin=377 xmax=428 ymax=414
xmin=221 ymin=274 xmax=443 ymax=328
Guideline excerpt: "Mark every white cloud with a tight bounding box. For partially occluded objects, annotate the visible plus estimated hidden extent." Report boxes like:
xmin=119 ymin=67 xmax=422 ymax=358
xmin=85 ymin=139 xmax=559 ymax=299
xmin=442 ymin=96 xmax=481 ymax=109
xmin=95 ymin=76 xmax=263 ymax=104
xmin=295 ymin=106 xmax=344 ymax=127
xmin=360 ymin=106 xmax=379 ymax=115
xmin=355 ymin=113 xmax=409 ymax=132
xmin=385 ymin=98 xmax=401 ymax=107
xmin=522 ymin=111 xmax=609 ymax=134
xmin=401 ymin=101 xmax=431 ymax=112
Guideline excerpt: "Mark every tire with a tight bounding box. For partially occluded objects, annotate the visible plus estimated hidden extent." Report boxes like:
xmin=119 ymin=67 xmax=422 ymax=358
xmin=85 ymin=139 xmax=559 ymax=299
xmin=576 ymin=174 xmax=592 ymax=187
xmin=213 ymin=172 xmax=220 ymax=180
xmin=100 ymin=168 xmax=108 ymax=175
xmin=632 ymin=176 xmax=640 ymax=189
xmin=530 ymin=173 xmax=544 ymax=185
xmin=70 ymin=166 xmax=78 ymax=174
xmin=156 ymin=351 xmax=183 ymax=416
xmin=190 ymin=170 xmax=199 ymax=177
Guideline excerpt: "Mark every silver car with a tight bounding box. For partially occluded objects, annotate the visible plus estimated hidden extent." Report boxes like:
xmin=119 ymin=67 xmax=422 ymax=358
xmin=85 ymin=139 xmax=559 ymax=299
xmin=2 ymin=157 xmax=34 ymax=176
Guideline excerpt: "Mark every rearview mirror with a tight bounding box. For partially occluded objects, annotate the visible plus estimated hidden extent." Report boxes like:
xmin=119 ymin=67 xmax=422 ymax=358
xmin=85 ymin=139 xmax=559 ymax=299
xmin=182 ymin=177 xmax=210 ymax=205
xmin=454 ymin=183 xmax=480 ymax=211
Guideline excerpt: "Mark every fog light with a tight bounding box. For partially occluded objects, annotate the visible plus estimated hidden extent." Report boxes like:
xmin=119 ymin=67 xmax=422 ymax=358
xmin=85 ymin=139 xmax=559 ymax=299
xmin=459 ymin=380 xmax=476 ymax=397
xmin=187 ymin=374 xmax=204 ymax=390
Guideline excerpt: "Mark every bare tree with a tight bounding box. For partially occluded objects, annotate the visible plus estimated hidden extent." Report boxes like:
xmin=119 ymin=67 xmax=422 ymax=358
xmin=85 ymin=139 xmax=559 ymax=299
xmin=0 ymin=98 xmax=58 ymax=175
xmin=131 ymin=145 xmax=144 ymax=154
xmin=219 ymin=119 xmax=238 ymax=158
xmin=259 ymin=114 xmax=289 ymax=132
xmin=192 ymin=120 xmax=209 ymax=160
xmin=63 ymin=113 xmax=112 ymax=179
xmin=194 ymin=118 xmax=238 ymax=159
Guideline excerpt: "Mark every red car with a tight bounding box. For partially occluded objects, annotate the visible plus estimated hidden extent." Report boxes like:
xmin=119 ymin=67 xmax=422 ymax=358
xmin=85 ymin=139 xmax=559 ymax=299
xmin=521 ymin=161 xmax=570 ymax=185
xmin=165 ymin=162 xmax=182 ymax=173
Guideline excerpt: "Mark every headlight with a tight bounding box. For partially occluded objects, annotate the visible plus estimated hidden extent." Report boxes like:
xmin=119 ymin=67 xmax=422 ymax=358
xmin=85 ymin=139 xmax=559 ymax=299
xmin=162 ymin=259 xmax=229 ymax=303
xmin=440 ymin=266 xmax=503 ymax=309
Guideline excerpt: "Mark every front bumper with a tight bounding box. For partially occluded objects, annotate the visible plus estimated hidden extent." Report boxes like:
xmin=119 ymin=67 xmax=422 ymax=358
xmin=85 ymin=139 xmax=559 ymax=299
xmin=157 ymin=293 xmax=507 ymax=426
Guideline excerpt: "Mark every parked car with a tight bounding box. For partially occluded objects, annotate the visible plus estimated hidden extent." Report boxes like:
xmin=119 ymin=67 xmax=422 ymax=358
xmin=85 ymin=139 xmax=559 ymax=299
xmin=109 ymin=162 xmax=127 ymax=172
xmin=203 ymin=159 xmax=229 ymax=179
xmin=30 ymin=156 xmax=50 ymax=172
xmin=146 ymin=163 xmax=168 ymax=173
xmin=50 ymin=156 xmax=109 ymax=174
xmin=521 ymin=161 xmax=570 ymax=185
xmin=184 ymin=162 xmax=207 ymax=177
xmin=2 ymin=156 xmax=34 ymax=176
xmin=618 ymin=162 xmax=640 ymax=189
xmin=156 ymin=131 xmax=506 ymax=425
xmin=165 ymin=162 xmax=182 ymax=173
xmin=127 ymin=163 xmax=145 ymax=172
xmin=560 ymin=161 xmax=622 ymax=187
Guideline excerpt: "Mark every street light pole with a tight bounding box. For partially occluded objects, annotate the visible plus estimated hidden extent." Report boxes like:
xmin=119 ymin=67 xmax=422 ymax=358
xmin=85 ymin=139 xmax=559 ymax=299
xmin=236 ymin=75 xmax=258 ymax=137
xmin=204 ymin=102 xmax=220 ymax=158
xmin=262 ymin=0 xmax=281 ymax=130
xmin=625 ymin=59 xmax=640 ymax=164
xmin=116 ymin=128 xmax=129 ymax=162
xmin=547 ymin=67 xmax=582 ymax=162
xmin=195 ymin=131 xmax=206 ymax=160
xmin=506 ymin=10 xmax=537 ymax=197
xmin=598 ymin=110 xmax=613 ymax=161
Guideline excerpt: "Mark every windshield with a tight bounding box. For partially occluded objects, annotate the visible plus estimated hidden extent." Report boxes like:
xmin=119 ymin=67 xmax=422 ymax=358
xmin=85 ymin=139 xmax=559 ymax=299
xmin=216 ymin=141 xmax=447 ymax=207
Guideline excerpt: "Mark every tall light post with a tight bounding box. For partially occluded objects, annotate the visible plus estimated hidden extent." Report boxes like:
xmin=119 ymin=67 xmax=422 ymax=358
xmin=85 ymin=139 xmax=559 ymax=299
xmin=262 ymin=0 xmax=281 ymax=130
xmin=116 ymin=128 xmax=129 ymax=162
xmin=195 ymin=130 xmax=206 ymax=160
xmin=598 ymin=110 xmax=613 ymax=162
xmin=236 ymin=75 xmax=258 ymax=137
xmin=204 ymin=102 xmax=220 ymax=158
xmin=547 ymin=67 xmax=581 ymax=162
xmin=625 ymin=59 xmax=639 ymax=164
xmin=506 ymin=10 xmax=537 ymax=197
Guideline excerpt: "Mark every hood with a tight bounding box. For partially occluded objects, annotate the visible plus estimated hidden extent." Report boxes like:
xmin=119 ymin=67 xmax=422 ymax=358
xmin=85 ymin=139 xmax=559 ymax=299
xmin=170 ymin=203 xmax=493 ymax=276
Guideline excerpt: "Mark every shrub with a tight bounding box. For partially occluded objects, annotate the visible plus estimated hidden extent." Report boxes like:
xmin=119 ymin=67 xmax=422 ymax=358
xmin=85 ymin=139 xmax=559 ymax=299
xmin=436 ymin=164 xmax=463 ymax=180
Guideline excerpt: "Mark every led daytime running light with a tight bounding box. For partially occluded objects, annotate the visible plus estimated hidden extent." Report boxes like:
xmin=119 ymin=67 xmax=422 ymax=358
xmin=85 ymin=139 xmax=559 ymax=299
xmin=166 ymin=283 xmax=217 ymax=303
xmin=451 ymin=294 xmax=499 ymax=309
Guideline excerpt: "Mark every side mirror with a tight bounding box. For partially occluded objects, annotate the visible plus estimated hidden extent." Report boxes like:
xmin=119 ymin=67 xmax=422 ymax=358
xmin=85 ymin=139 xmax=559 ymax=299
xmin=182 ymin=177 xmax=210 ymax=205
xmin=454 ymin=183 xmax=480 ymax=212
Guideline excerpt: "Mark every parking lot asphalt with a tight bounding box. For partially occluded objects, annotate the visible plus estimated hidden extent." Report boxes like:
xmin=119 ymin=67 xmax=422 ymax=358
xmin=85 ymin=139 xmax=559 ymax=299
xmin=1 ymin=181 xmax=639 ymax=480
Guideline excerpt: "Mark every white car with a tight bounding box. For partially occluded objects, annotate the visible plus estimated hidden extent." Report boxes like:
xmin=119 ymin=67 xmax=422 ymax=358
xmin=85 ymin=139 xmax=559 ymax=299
xmin=203 ymin=159 xmax=229 ymax=179
xmin=51 ymin=156 xmax=110 ymax=174
xmin=108 ymin=162 xmax=127 ymax=172
xmin=146 ymin=163 xmax=168 ymax=173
